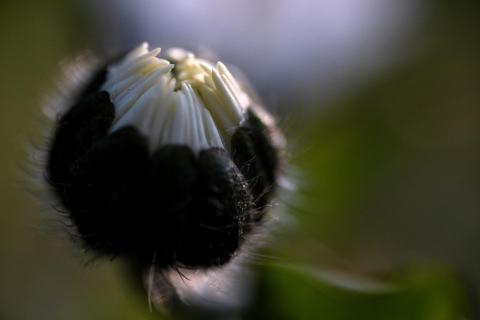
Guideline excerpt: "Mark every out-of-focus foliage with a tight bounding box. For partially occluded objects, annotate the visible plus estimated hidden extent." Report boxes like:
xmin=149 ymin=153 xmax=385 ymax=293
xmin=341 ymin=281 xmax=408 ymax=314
xmin=0 ymin=0 xmax=478 ymax=319
xmin=282 ymin=0 xmax=480 ymax=288
xmin=247 ymin=263 xmax=466 ymax=320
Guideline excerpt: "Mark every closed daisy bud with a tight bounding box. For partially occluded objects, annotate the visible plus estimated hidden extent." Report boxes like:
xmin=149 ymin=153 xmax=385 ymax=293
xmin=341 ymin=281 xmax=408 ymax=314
xmin=46 ymin=42 xmax=285 ymax=273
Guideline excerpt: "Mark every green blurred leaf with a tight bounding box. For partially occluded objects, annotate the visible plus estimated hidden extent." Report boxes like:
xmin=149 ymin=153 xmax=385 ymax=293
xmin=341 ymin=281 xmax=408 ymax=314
xmin=246 ymin=263 xmax=467 ymax=320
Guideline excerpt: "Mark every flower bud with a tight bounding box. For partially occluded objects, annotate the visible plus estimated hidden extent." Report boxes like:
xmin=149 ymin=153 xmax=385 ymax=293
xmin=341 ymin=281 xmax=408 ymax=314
xmin=46 ymin=43 xmax=285 ymax=269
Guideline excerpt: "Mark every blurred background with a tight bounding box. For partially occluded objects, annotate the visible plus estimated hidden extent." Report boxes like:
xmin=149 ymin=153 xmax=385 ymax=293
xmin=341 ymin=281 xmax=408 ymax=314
xmin=0 ymin=0 xmax=479 ymax=319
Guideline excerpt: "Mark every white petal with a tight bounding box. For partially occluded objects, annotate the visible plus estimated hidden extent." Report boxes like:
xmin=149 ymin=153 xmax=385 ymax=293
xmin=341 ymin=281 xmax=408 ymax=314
xmin=103 ymin=43 xmax=250 ymax=153
xmin=212 ymin=67 xmax=244 ymax=124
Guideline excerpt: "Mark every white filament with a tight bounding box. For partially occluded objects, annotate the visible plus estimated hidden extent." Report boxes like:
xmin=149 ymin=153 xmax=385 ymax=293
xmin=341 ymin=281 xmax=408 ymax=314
xmin=101 ymin=42 xmax=250 ymax=152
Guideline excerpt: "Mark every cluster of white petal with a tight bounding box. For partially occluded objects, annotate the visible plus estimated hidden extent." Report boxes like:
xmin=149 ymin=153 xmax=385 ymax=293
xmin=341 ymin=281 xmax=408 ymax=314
xmin=102 ymin=42 xmax=251 ymax=152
